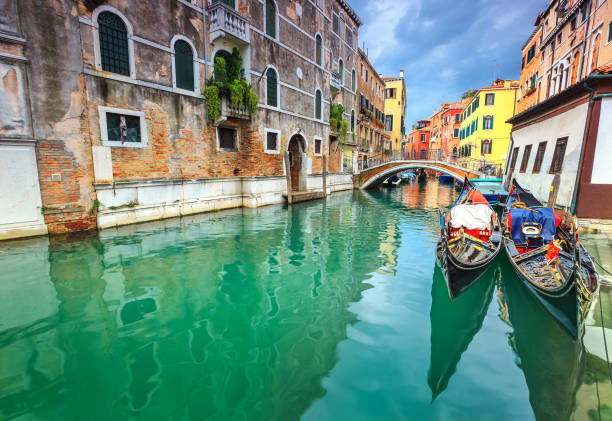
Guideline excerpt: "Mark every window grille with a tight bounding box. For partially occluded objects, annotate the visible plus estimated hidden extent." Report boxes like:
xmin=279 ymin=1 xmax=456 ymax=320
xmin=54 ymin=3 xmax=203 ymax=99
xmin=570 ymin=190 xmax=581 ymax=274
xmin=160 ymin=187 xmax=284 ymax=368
xmin=98 ymin=12 xmax=130 ymax=76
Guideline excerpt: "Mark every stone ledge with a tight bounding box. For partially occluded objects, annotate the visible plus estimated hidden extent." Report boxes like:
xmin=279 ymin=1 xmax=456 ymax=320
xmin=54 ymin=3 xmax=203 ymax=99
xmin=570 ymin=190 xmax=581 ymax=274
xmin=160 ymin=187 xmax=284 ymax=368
xmin=578 ymin=218 xmax=612 ymax=234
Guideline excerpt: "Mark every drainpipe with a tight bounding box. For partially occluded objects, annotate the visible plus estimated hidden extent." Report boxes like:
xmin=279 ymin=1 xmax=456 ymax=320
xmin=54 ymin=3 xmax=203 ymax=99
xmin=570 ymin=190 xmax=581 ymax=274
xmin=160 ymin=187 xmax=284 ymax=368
xmin=577 ymin=0 xmax=592 ymax=81
xmin=201 ymin=2 xmax=208 ymax=86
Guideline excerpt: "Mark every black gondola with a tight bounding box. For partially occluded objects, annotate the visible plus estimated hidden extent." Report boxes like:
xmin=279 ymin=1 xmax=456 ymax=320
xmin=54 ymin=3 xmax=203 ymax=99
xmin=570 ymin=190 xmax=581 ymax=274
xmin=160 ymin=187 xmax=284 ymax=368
xmin=436 ymin=177 xmax=502 ymax=299
xmin=501 ymin=179 xmax=599 ymax=340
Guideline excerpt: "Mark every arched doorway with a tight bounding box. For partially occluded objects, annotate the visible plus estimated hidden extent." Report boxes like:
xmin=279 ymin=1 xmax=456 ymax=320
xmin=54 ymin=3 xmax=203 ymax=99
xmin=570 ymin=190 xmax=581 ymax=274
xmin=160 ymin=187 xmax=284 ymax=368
xmin=287 ymin=134 xmax=307 ymax=191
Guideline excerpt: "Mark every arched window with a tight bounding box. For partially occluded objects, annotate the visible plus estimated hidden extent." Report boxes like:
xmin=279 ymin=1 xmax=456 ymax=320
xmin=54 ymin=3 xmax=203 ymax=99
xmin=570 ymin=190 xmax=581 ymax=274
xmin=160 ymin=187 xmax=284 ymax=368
xmin=213 ymin=50 xmax=232 ymax=82
xmin=452 ymin=146 xmax=458 ymax=157
xmin=571 ymin=51 xmax=580 ymax=85
xmin=338 ymin=59 xmax=343 ymax=84
xmin=213 ymin=0 xmax=235 ymax=6
xmin=265 ymin=0 xmax=277 ymax=38
xmin=174 ymin=40 xmax=194 ymax=91
xmin=351 ymin=110 xmax=355 ymax=132
xmin=351 ymin=69 xmax=356 ymax=92
xmin=266 ymin=67 xmax=278 ymax=107
xmin=315 ymin=89 xmax=322 ymax=119
xmin=98 ymin=11 xmax=130 ymax=76
xmin=481 ymin=139 xmax=492 ymax=154
xmin=315 ymin=34 xmax=322 ymax=66
xmin=591 ymin=34 xmax=601 ymax=73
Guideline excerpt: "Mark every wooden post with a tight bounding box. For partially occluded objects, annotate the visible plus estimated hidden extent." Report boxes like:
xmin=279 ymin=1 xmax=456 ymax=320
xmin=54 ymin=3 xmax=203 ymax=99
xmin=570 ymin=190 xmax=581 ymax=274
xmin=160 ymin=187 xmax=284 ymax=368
xmin=284 ymin=152 xmax=293 ymax=205
xmin=322 ymin=155 xmax=327 ymax=197
xmin=547 ymin=174 xmax=560 ymax=208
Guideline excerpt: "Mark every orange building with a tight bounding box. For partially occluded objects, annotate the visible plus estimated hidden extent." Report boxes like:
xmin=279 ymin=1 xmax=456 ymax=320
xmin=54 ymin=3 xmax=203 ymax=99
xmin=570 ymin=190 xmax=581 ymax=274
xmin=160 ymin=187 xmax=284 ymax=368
xmin=405 ymin=120 xmax=431 ymax=160
xmin=440 ymin=100 xmax=469 ymax=159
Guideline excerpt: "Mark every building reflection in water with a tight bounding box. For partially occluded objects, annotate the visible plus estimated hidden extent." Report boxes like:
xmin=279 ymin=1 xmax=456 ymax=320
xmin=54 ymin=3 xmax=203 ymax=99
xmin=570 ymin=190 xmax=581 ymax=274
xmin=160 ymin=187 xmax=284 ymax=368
xmin=0 ymin=191 xmax=400 ymax=420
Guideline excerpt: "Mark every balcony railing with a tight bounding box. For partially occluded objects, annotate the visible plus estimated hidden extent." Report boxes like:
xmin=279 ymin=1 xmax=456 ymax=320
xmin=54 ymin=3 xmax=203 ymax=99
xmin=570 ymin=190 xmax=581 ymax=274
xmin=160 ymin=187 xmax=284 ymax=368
xmin=219 ymin=97 xmax=250 ymax=121
xmin=207 ymin=1 xmax=250 ymax=45
xmin=330 ymin=71 xmax=342 ymax=90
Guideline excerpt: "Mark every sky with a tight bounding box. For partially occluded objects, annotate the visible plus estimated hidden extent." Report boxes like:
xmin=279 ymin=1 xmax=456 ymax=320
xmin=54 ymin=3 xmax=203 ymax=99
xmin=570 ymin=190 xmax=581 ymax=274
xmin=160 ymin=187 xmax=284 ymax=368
xmin=348 ymin=0 xmax=546 ymax=126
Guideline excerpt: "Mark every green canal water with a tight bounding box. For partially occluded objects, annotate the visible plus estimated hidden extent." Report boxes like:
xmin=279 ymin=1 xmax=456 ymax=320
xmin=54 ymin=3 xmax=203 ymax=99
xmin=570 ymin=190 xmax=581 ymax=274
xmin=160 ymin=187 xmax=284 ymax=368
xmin=1 ymin=180 xmax=611 ymax=421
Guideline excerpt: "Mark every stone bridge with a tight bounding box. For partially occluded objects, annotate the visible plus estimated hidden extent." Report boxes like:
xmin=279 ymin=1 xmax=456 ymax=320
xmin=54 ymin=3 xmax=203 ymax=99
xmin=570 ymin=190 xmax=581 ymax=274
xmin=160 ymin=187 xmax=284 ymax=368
xmin=355 ymin=160 xmax=482 ymax=189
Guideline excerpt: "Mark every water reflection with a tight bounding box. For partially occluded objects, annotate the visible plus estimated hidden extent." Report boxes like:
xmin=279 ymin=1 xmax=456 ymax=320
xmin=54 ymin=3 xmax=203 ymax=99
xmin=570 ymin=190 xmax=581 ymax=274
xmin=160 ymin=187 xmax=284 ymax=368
xmin=428 ymin=264 xmax=496 ymax=401
xmin=497 ymin=259 xmax=585 ymax=421
xmin=0 ymin=192 xmax=398 ymax=420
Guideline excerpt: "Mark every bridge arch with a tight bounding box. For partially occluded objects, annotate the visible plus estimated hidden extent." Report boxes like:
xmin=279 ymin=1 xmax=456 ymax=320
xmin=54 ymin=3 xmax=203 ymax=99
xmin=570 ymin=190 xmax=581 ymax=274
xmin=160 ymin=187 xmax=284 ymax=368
xmin=359 ymin=161 xmax=479 ymax=189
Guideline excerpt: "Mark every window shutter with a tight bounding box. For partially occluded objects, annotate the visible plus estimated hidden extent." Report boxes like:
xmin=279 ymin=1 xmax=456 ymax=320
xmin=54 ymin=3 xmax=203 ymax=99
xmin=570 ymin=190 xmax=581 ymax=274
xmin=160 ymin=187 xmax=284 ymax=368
xmin=266 ymin=68 xmax=277 ymax=107
xmin=266 ymin=0 xmax=276 ymax=38
xmin=175 ymin=40 xmax=194 ymax=91
xmin=316 ymin=35 xmax=322 ymax=65
xmin=483 ymin=117 xmax=486 ymax=130
xmin=332 ymin=14 xmax=339 ymax=34
xmin=490 ymin=116 xmax=494 ymax=129
xmin=315 ymin=90 xmax=321 ymax=119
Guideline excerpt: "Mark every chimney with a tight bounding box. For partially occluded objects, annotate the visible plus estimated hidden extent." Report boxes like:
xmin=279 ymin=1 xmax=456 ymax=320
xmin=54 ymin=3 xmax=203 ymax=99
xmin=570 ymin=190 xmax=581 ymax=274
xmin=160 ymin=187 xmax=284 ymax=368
xmin=400 ymin=70 xmax=404 ymax=78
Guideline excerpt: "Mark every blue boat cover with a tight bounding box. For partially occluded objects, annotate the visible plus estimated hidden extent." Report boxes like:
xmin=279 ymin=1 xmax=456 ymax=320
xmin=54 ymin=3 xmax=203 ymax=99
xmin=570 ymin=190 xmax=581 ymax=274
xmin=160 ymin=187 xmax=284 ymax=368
xmin=510 ymin=207 xmax=557 ymax=244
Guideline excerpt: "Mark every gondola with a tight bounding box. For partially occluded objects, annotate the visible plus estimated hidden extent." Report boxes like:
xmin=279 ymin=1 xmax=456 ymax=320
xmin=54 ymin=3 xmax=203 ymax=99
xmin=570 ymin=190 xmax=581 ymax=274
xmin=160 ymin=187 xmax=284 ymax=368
xmin=501 ymin=179 xmax=599 ymax=340
xmin=436 ymin=177 xmax=502 ymax=300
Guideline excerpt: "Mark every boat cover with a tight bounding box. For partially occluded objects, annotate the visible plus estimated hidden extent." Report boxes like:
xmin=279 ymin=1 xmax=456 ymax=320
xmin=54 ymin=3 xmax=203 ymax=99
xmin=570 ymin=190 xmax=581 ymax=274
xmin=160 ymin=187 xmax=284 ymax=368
xmin=450 ymin=204 xmax=493 ymax=230
xmin=509 ymin=207 xmax=557 ymax=244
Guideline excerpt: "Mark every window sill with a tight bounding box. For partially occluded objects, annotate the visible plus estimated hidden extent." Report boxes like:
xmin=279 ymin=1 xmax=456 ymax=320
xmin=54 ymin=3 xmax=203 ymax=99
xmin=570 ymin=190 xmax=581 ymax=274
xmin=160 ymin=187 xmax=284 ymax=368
xmin=218 ymin=147 xmax=238 ymax=152
xmin=102 ymin=140 xmax=146 ymax=148
xmin=264 ymin=149 xmax=281 ymax=155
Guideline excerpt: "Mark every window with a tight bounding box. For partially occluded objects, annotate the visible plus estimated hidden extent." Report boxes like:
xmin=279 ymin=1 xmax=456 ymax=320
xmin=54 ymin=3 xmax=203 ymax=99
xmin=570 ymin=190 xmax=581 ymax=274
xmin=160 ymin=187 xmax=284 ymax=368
xmin=520 ymin=145 xmax=532 ymax=173
xmin=98 ymin=106 xmax=147 ymax=148
xmin=352 ymin=69 xmax=356 ymax=92
xmin=485 ymin=93 xmax=495 ymax=105
xmin=385 ymin=115 xmax=393 ymax=131
xmin=532 ymin=141 xmax=547 ymax=173
xmin=332 ymin=13 xmax=339 ymax=35
xmin=264 ymin=128 xmax=280 ymax=153
xmin=173 ymin=39 xmax=195 ymax=91
xmin=591 ymin=34 xmax=601 ymax=72
xmin=218 ymin=126 xmax=238 ymax=151
xmin=571 ymin=18 xmax=577 ymax=31
xmin=98 ymin=11 xmax=130 ymax=76
xmin=314 ymin=137 xmax=322 ymax=155
xmin=339 ymin=13 xmax=345 ymax=39
xmin=338 ymin=59 xmax=343 ymax=84
xmin=580 ymin=6 xmax=587 ymax=23
xmin=351 ymin=110 xmax=355 ymax=132
xmin=453 ymin=128 xmax=459 ymax=138
xmin=421 ymin=133 xmax=427 ymax=143
xmin=571 ymin=51 xmax=580 ymax=85
xmin=315 ymin=89 xmax=322 ymax=120
xmin=365 ymin=69 xmax=368 ymax=82
xmin=315 ymin=34 xmax=322 ymax=66
xmin=345 ymin=25 xmax=353 ymax=46
xmin=420 ymin=149 xmax=427 ymax=159
xmin=527 ymin=44 xmax=536 ymax=63
xmin=266 ymin=67 xmax=278 ymax=107
xmin=481 ymin=139 xmax=492 ymax=154
xmin=483 ymin=115 xmax=493 ymax=130
xmin=549 ymin=137 xmax=567 ymax=174
xmin=455 ymin=113 xmax=460 ymax=123
xmin=316 ymin=0 xmax=323 ymax=8
xmin=360 ymin=63 xmax=363 ymax=77
xmin=265 ymin=0 xmax=276 ymax=38
xmin=609 ymin=21 xmax=612 ymax=43
xmin=509 ymin=147 xmax=519 ymax=171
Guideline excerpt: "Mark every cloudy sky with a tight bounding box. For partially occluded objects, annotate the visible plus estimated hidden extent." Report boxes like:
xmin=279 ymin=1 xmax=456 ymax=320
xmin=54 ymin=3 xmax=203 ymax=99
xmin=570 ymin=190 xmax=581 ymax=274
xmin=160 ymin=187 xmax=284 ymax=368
xmin=348 ymin=0 xmax=546 ymax=125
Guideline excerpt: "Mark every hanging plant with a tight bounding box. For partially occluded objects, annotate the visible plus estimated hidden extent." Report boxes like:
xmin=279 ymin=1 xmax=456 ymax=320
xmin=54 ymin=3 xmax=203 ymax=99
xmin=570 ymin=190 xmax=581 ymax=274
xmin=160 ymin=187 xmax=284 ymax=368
xmin=205 ymin=85 xmax=221 ymax=122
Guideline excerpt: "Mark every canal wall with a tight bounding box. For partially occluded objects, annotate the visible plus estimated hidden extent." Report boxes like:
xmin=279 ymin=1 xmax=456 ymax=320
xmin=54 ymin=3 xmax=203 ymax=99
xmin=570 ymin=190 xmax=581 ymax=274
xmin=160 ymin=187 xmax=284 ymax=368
xmin=95 ymin=173 xmax=354 ymax=229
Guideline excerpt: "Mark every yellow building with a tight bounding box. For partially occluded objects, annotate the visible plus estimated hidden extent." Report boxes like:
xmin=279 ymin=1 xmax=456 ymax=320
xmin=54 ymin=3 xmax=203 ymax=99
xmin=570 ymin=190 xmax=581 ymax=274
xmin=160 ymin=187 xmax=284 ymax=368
xmin=383 ymin=71 xmax=406 ymax=153
xmin=459 ymin=79 xmax=519 ymax=171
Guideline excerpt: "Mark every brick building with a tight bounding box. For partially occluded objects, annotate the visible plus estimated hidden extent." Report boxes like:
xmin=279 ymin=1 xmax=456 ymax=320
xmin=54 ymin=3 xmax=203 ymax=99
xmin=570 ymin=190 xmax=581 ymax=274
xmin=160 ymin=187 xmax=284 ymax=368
xmin=356 ymin=47 xmax=386 ymax=169
xmin=0 ymin=0 xmax=359 ymax=239
xmin=405 ymin=119 xmax=430 ymax=160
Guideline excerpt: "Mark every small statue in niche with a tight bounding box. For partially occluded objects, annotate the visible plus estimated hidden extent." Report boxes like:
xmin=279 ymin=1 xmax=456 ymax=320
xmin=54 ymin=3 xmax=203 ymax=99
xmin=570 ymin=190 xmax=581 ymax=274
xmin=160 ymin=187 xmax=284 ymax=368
xmin=119 ymin=115 xmax=127 ymax=144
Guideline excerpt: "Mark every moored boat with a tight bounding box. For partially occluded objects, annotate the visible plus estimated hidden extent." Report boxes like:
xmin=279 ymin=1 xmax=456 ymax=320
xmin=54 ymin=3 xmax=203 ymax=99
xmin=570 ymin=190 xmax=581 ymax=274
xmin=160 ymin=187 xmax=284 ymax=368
xmin=436 ymin=178 xmax=503 ymax=300
xmin=501 ymin=179 xmax=599 ymax=340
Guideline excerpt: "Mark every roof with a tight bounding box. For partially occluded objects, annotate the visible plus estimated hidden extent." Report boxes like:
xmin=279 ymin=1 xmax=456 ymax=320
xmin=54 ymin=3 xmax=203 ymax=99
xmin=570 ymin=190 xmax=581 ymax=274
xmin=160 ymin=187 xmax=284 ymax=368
xmin=337 ymin=0 xmax=362 ymax=26
xmin=507 ymin=69 xmax=612 ymax=125
xmin=358 ymin=48 xmax=384 ymax=83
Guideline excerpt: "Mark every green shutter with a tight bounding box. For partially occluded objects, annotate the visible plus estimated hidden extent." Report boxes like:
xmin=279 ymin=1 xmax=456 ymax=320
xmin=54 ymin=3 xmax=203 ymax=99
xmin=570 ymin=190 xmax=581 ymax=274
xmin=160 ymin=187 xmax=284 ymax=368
xmin=266 ymin=68 xmax=277 ymax=107
xmin=339 ymin=60 xmax=343 ymax=78
xmin=266 ymin=0 xmax=276 ymax=38
xmin=490 ymin=115 xmax=494 ymax=129
xmin=316 ymin=35 xmax=322 ymax=65
xmin=175 ymin=40 xmax=194 ymax=91
xmin=315 ymin=90 xmax=321 ymax=119
xmin=212 ymin=0 xmax=236 ymax=6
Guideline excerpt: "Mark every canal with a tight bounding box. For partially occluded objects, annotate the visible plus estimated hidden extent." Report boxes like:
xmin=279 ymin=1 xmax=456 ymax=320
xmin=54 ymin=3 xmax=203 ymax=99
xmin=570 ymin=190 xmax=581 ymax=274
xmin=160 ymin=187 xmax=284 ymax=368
xmin=0 ymin=180 xmax=611 ymax=420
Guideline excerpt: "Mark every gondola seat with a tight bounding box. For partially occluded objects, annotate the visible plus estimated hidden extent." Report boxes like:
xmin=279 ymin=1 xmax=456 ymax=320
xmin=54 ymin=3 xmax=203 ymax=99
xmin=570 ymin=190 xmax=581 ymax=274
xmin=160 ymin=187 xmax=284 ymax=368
xmin=508 ymin=207 xmax=557 ymax=246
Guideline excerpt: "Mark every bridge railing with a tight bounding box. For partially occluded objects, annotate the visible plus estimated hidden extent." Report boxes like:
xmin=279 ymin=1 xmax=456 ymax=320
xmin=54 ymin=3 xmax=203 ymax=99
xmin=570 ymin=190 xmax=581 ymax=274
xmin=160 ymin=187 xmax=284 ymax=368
xmin=364 ymin=149 xmax=504 ymax=178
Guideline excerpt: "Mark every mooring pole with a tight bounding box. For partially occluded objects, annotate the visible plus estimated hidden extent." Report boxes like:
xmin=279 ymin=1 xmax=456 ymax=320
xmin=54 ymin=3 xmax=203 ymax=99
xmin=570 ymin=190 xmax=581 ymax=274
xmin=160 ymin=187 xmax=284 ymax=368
xmin=284 ymin=152 xmax=293 ymax=205
xmin=323 ymin=155 xmax=327 ymax=197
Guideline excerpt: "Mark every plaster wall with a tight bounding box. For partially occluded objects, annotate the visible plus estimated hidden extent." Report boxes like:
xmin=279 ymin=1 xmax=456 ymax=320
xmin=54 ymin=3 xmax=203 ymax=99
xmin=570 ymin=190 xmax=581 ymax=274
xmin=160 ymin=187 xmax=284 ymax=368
xmin=510 ymin=101 xmax=588 ymax=207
